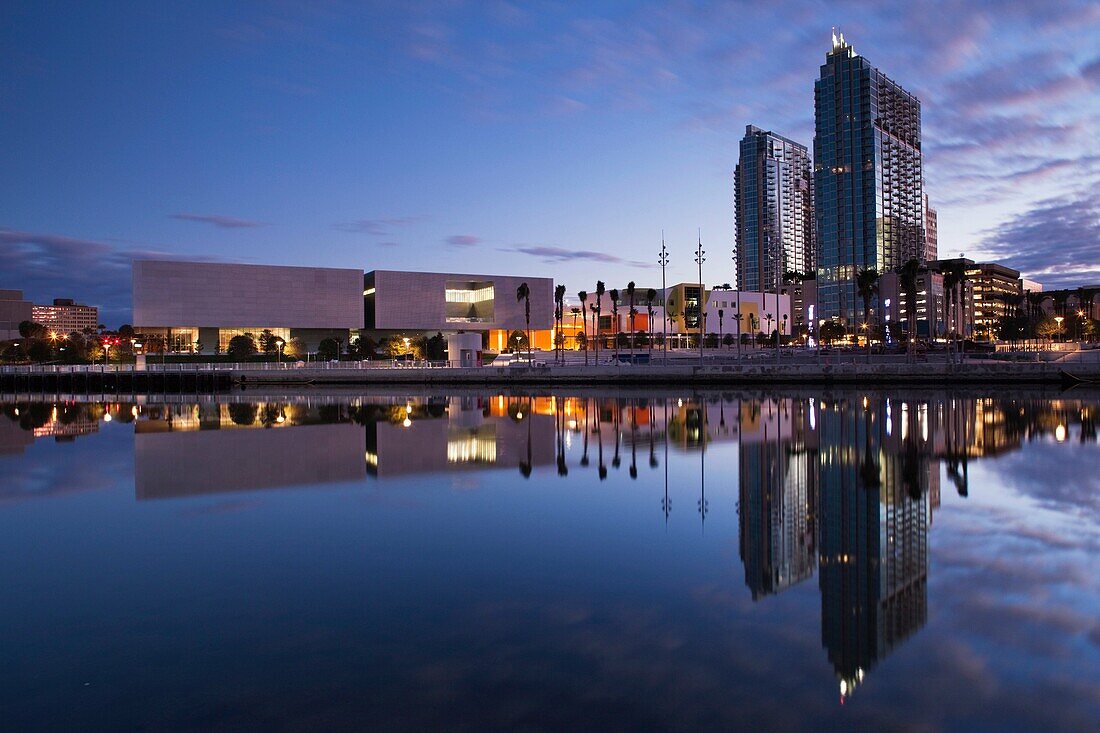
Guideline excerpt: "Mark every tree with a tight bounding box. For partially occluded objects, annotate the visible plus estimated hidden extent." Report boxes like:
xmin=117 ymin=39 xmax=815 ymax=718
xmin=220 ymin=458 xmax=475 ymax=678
xmin=227 ymin=333 xmax=257 ymax=358
xmin=609 ymin=288 xmax=620 ymax=361
xmin=259 ymin=329 xmax=280 ymax=354
xmin=516 ymin=282 xmax=532 ymax=362
xmin=118 ymin=324 xmax=135 ymax=338
xmin=508 ymin=329 xmax=527 ymax=352
xmin=27 ymin=339 xmax=52 ymax=362
xmin=284 ymin=337 xmax=307 ymax=359
xmin=577 ymin=290 xmax=589 ymax=365
xmin=554 ymin=284 xmax=567 ymax=364
xmin=424 ymin=332 xmax=446 ymax=361
xmin=856 ymin=267 xmax=879 ymax=362
xmin=645 ymin=288 xmax=657 ymax=358
xmin=318 ymin=338 xmax=341 ymax=360
xmin=18 ymin=321 xmax=45 ymax=339
xmin=594 ymin=280 xmax=605 ymax=362
xmin=717 ymin=308 xmax=724 ymax=349
xmin=626 ymin=281 xmax=637 ymax=350
xmin=1035 ymin=313 xmax=1059 ymax=341
xmin=898 ymin=258 xmax=920 ymax=357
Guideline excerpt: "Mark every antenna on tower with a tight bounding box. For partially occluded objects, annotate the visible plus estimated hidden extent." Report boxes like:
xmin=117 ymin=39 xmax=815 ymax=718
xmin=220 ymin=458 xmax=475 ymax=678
xmin=831 ymin=27 xmax=838 ymax=48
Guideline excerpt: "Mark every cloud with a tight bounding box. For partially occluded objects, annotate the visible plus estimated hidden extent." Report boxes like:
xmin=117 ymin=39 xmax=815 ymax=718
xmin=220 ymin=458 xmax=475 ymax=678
xmin=445 ymin=234 xmax=481 ymax=247
xmin=334 ymin=216 xmax=425 ymax=235
xmin=509 ymin=245 xmax=647 ymax=267
xmin=979 ymin=189 xmax=1100 ymax=286
xmin=0 ymin=227 xmax=220 ymax=326
xmin=169 ymin=213 xmax=267 ymax=229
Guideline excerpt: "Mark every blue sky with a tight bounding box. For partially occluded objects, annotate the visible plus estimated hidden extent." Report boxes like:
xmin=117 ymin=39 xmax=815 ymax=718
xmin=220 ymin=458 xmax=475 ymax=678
xmin=2 ymin=1 xmax=1099 ymax=325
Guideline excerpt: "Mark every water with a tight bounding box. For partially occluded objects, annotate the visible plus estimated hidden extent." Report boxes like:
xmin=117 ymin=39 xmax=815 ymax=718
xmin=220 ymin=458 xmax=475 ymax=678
xmin=1 ymin=390 xmax=1098 ymax=732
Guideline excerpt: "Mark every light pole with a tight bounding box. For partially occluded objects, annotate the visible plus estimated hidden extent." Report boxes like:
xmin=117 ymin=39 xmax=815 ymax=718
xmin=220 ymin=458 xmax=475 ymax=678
xmin=659 ymin=233 xmax=669 ymax=364
xmin=1076 ymin=309 xmax=1085 ymax=342
xmin=695 ymin=230 xmax=705 ymax=366
xmin=1054 ymin=316 xmax=1064 ymax=343
xmin=275 ymin=337 xmax=285 ymax=364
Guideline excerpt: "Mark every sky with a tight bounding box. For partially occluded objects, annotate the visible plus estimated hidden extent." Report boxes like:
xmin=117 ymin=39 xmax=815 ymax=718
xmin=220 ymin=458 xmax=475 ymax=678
xmin=2 ymin=0 xmax=1099 ymax=326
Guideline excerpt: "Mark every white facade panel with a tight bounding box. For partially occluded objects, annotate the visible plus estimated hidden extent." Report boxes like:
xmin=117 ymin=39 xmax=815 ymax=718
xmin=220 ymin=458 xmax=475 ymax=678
xmin=370 ymin=270 xmax=553 ymax=331
xmin=133 ymin=260 xmax=364 ymax=329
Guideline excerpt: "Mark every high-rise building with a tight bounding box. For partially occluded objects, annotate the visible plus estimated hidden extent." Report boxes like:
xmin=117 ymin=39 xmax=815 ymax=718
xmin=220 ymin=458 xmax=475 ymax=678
xmin=923 ymin=193 xmax=938 ymax=262
xmin=31 ymin=298 xmax=99 ymax=335
xmin=0 ymin=289 xmax=33 ymax=341
xmin=735 ymin=125 xmax=814 ymax=293
xmin=814 ymin=32 xmax=924 ymax=324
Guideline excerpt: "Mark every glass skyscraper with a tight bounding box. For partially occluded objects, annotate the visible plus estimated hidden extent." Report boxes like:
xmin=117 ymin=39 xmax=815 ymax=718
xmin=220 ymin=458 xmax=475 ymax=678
xmin=735 ymin=125 xmax=815 ymax=293
xmin=814 ymin=33 xmax=924 ymax=323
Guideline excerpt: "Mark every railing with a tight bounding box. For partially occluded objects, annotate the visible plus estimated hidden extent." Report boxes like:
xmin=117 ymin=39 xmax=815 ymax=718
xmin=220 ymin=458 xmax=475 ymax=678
xmin=0 ymin=360 xmax=461 ymax=374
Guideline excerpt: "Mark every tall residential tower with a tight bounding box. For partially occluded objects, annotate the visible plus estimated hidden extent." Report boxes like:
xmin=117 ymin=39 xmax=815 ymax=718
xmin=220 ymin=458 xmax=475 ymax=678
xmin=813 ymin=32 xmax=924 ymax=323
xmin=734 ymin=125 xmax=815 ymax=293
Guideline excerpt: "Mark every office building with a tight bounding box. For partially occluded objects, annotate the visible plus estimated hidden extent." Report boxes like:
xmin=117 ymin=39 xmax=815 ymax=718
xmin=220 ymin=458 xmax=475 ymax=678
xmin=923 ymin=193 xmax=937 ymax=262
xmin=735 ymin=125 xmax=815 ymax=292
xmin=133 ymin=260 xmax=364 ymax=353
xmin=32 ymin=298 xmax=99 ymax=335
xmin=0 ymin=289 xmax=33 ymax=341
xmin=814 ymin=32 xmax=924 ymax=324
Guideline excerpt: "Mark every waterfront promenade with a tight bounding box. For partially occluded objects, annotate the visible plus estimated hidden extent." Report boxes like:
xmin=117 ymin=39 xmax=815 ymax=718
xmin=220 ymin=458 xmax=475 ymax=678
xmin=4 ymin=349 xmax=1100 ymax=392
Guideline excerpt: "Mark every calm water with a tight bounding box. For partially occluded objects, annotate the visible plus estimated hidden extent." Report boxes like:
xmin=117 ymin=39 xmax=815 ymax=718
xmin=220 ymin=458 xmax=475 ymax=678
xmin=1 ymin=389 xmax=1098 ymax=732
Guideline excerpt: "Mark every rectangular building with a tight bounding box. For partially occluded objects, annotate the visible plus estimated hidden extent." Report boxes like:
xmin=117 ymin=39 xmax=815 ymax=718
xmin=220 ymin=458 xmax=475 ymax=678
xmin=133 ymin=260 xmax=364 ymax=353
xmin=814 ymin=32 xmax=924 ymax=325
xmin=0 ymin=289 xmax=33 ymax=341
xmin=735 ymin=125 xmax=815 ymax=293
xmin=32 ymin=298 xmax=99 ymax=335
xmin=364 ymin=270 xmax=554 ymax=352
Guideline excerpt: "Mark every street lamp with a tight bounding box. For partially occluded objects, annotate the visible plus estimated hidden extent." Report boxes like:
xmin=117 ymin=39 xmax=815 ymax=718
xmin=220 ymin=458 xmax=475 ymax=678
xmin=694 ymin=230 xmax=705 ymax=366
xmin=1076 ymin=309 xmax=1085 ymax=341
xmin=1054 ymin=315 xmax=1064 ymax=343
xmin=274 ymin=337 xmax=285 ymax=363
xmin=658 ymin=234 xmax=669 ymax=364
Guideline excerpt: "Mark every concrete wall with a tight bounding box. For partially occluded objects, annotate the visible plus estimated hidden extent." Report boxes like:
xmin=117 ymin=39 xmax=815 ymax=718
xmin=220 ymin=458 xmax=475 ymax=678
xmin=369 ymin=270 xmax=553 ymax=331
xmin=0 ymin=290 xmax=33 ymax=341
xmin=133 ymin=260 xmax=364 ymax=330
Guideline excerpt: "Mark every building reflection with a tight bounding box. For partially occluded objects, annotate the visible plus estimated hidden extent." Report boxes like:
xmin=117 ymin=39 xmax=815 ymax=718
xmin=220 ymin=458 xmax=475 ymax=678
xmin=133 ymin=402 xmax=367 ymax=499
xmin=359 ymin=395 xmax=556 ymax=478
xmin=4 ymin=390 xmax=1096 ymax=698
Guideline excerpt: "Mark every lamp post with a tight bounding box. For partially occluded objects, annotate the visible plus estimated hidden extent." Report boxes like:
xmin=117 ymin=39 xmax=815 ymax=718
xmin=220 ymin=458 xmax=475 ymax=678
xmin=103 ymin=340 xmax=111 ymax=368
xmin=694 ymin=230 xmax=705 ymax=366
xmin=1076 ymin=309 xmax=1085 ymax=342
xmin=659 ymin=234 xmax=669 ymax=365
xmin=1054 ymin=316 xmax=1064 ymax=344
xmin=275 ymin=337 xmax=285 ymax=364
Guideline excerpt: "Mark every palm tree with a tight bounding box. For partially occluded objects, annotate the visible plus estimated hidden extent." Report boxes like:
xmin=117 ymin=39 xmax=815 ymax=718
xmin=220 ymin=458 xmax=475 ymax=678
xmin=554 ymin=284 xmax=566 ymax=364
xmin=594 ymin=281 xmax=605 ymax=363
xmin=577 ymin=290 xmax=589 ymax=365
xmin=856 ymin=267 xmax=879 ymax=362
xmin=898 ymin=259 xmax=920 ymax=358
xmin=942 ymin=266 xmax=960 ymax=361
xmin=626 ymin=281 xmax=637 ymax=351
xmin=516 ymin=282 xmax=532 ymax=362
xmin=609 ymin=288 xmax=620 ymax=362
xmin=645 ymin=288 xmax=657 ymax=360
xmin=734 ymin=311 xmax=743 ymax=360
xmin=717 ymin=309 xmax=724 ymax=349
xmin=749 ymin=313 xmax=759 ymax=349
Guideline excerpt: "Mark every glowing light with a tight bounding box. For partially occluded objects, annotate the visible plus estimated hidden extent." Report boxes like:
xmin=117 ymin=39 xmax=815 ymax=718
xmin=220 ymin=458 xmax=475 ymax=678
xmin=103 ymin=413 xmax=113 ymax=422
xmin=1055 ymin=424 xmax=1067 ymax=442
xmin=567 ymin=419 xmax=577 ymax=430
xmin=131 ymin=406 xmax=139 ymax=417
xmin=402 ymin=417 xmax=412 ymax=428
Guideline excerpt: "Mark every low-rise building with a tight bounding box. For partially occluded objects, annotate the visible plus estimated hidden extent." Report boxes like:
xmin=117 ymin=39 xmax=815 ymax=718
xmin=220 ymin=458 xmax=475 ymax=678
xmin=32 ymin=298 xmax=99 ymax=335
xmin=133 ymin=260 xmax=364 ymax=353
xmin=0 ymin=289 xmax=33 ymax=341
xmin=364 ymin=270 xmax=555 ymax=352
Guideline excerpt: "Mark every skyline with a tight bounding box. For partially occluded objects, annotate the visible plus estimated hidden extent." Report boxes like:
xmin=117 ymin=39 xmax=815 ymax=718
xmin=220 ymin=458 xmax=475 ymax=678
xmin=3 ymin=2 xmax=1100 ymax=325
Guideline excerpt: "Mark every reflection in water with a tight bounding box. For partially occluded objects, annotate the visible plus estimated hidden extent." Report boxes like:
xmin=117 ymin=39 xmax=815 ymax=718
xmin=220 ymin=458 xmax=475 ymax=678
xmin=0 ymin=390 xmax=1096 ymax=708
